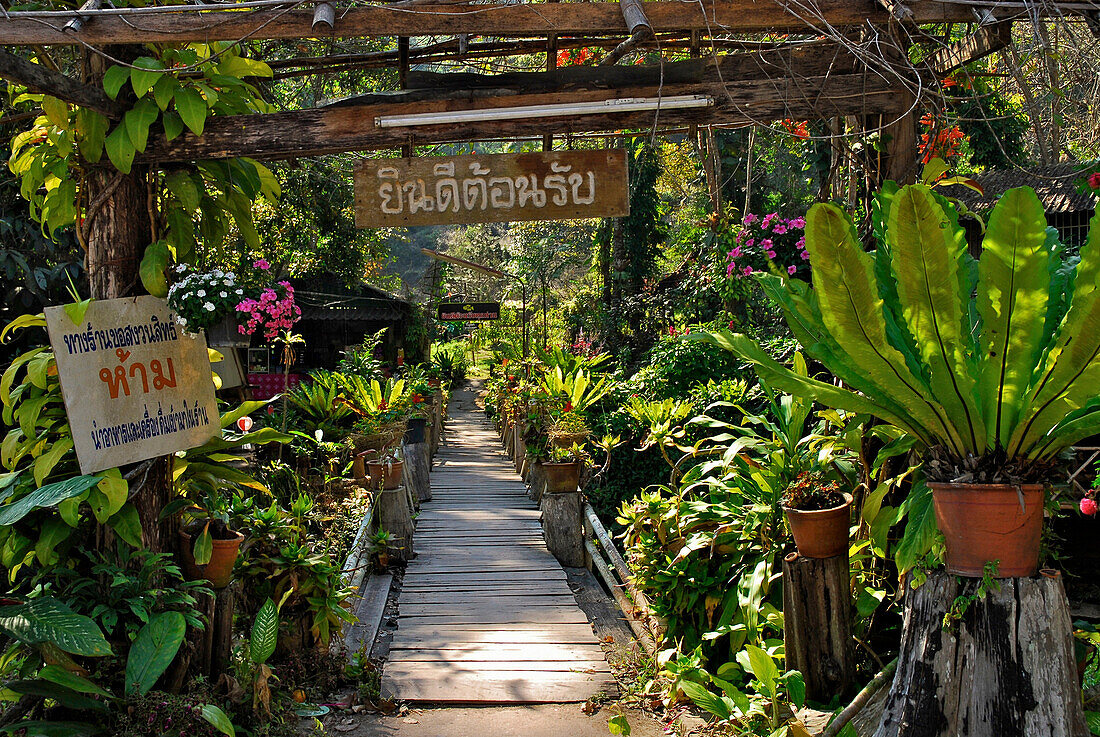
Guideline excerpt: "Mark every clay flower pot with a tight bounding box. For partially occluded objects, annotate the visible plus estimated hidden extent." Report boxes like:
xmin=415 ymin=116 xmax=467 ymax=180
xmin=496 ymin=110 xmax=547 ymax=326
xmin=366 ymin=459 xmax=404 ymax=490
xmin=784 ymin=493 xmax=852 ymax=559
xmin=929 ymin=483 xmax=1044 ymax=578
xmin=179 ymin=526 xmax=245 ymax=589
xmin=541 ymin=462 xmax=582 ymax=494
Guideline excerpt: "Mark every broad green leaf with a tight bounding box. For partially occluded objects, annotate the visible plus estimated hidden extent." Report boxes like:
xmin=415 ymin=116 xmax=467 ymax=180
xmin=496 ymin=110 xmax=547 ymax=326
xmin=74 ymin=108 xmax=107 ymax=165
xmin=200 ymin=704 xmax=236 ymax=736
xmin=62 ymin=298 xmax=93 ymax=327
xmin=679 ymin=680 xmax=730 ymax=719
xmin=41 ymin=97 xmax=69 ymax=129
xmin=976 ymin=187 xmax=1052 ymax=448
xmin=250 ymin=599 xmax=277 ymax=665
xmin=33 ymin=437 xmax=73 ymax=487
xmin=108 ymin=503 xmax=143 ymax=548
xmin=153 ymin=74 xmax=177 ymax=111
xmin=33 ymin=518 xmax=70 ymax=566
xmin=104 ymin=125 xmax=136 ymax=174
xmin=887 ymin=186 xmax=985 ymax=454
xmin=0 ymin=475 xmax=101 ymax=526
xmin=804 ymin=202 xmax=960 ymax=452
xmin=608 ymin=715 xmax=631 ymax=735
xmin=1011 ymin=210 xmax=1100 ymax=457
xmin=139 ymin=241 xmax=170 ymax=298
xmin=193 ymin=524 xmax=213 ymax=566
xmin=165 ymin=171 xmax=201 ymax=214
xmin=220 ymin=400 xmax=271 ymax=429
xmin=123 ymin=98 xmax=159 ymax=152
xmin=129 ymin=57 xmax=166 ymax=97
xmin=6 ymin=680 xmax=106 ymax=712
xmin=162 ymin=111 xmax=184 ymax=142
xmin=125 ymin=611 xmax=185 ymax=695
xmin=38 ymin=665 xmax=111 ymax=698
xmin=95 ymin=470 xmax=128 ymax=518
xmin=174 ymin=86 xmax=208 ymax=136
xmin=744 ymin=645 xmax=780 ymax=696
xmin=217 ymin=55 xmax=273 ymax=79
xmin=102 ymin=65 xmax=130 ymax=100
xmin=894 ymin=480 xmax=939 ymax=574
xmin=0 ymin=597 xmax=111 ymax=656
xmin=783 ymin=670 xmax=806 ymax=708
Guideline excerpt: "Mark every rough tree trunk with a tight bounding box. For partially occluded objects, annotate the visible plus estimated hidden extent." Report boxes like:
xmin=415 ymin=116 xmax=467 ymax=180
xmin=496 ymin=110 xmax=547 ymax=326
xmin=783 ymin=552 xmax=853 ymax=702
xmin=873 ymin=570 xmax=1088 ymax=737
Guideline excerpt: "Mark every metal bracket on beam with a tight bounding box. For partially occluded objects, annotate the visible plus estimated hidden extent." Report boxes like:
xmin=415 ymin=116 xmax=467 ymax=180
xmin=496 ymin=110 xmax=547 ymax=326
xmin=877 ymin=0 xmax=914 ymax=22
xmin=312 ymin=2 xmax=335 ymax=32
xmin=63 ymin=0 xmax=101 ymax=35
xmin=600 ymin=0 xmax=654 ymax=66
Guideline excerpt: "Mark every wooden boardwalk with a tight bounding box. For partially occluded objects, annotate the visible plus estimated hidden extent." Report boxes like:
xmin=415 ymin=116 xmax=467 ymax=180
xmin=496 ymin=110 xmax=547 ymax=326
xmin=382 ymin=389 xmax=613 ymax=703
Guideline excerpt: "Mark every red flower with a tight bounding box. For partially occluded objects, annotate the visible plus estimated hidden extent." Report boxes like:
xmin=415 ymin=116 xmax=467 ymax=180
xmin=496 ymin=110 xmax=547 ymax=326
xmin=1088 ymin=172 xmax=1100 ymax=191
xmin=1082 ymin=497 xmax=1098 ymax=516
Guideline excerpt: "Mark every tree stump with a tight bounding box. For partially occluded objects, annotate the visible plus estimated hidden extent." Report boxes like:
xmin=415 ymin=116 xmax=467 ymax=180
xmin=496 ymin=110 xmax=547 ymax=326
xmin=783 ymin=551 xmax=853 ymax=702
xmin=377 ymin=487 xmax=415 ymax=564
xmin=403 ymin=440 xmax=431 ymax=503
xmin=540 ymin=490 xmax=584 ymax=567
xmin=873 ymin=570 xmax=1088 ymax=737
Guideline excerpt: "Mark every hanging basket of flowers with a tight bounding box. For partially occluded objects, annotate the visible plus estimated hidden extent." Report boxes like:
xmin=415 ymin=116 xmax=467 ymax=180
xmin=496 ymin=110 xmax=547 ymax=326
xmin=167 ymin=259 xmax=302 ymax=346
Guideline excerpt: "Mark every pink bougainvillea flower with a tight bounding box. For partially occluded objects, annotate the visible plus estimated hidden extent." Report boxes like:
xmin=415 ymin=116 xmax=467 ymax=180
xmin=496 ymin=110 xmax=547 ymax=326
xmin=253 ymin=258 xmax=271 ymax=270
xmin=787 ymin=264 xmax=798 ymax=275
xmin=731 ymin=246 xmax=742 ymax=258
xmin=800 ymin=250 xmax=810 ymax=260
xmin=1089 ymin=172 xmax=1100 ymax=190
xmin=727 ymin=262 xmax=736 ymax=276
xmin=1081 ymin=497 xmax=1098 ymax=516
xmin=743 ymin=213 xmax=758 ymax=225
xmin=742 ymin=266 xmax=754 ymax=276
xmin=766 ymin=250 xmax=777 ymax=259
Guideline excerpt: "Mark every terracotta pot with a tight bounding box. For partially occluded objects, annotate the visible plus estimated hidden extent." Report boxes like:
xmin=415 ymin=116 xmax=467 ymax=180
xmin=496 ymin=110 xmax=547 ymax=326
xmin=784 ymin=493 xmax=852 ymax=559
xmin=930 ymin=482 xmax=1044 ymax=578
xmin=541 ymin=462 xmax=581 ymax=493
xmin=366 ymin=459 xmax=404 ymax=490
xmin=352 ymin=453 xmax=367 ymax=480
xmin=178 ymin=526 xmax=245 ymax=589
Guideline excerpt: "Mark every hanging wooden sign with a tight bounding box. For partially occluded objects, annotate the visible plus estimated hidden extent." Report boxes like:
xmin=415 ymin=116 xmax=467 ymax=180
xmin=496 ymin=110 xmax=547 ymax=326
xmin=44 ymin=296 xmax=220 ymax=474
xmin=355 ymin=149 xmax=629 ymax=227
xmin=438 ymin=302 xmax=501 ymax=321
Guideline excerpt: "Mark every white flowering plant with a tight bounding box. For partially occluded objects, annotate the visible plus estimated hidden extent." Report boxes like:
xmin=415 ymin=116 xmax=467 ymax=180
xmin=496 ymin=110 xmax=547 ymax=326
xmin=166 ymin=265 xmax=246 ymax=334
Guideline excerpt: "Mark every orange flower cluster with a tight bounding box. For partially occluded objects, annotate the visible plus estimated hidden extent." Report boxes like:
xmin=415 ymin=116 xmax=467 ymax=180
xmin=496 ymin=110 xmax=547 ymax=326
xmin=919 ymin=114 xmax=966 ymax=164
xmin=780 ymin=119 xmax=810 ymax=138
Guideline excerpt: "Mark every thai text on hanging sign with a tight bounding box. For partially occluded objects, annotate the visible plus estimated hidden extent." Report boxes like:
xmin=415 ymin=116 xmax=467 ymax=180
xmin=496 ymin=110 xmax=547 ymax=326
xmin=354 ymin=150 xmax=630 ymax=227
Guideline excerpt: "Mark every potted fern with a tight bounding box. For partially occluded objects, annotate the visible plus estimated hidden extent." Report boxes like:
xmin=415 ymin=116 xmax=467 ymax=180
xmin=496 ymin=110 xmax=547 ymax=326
xmin=700 ymin=183 xmax=1100 ymax=579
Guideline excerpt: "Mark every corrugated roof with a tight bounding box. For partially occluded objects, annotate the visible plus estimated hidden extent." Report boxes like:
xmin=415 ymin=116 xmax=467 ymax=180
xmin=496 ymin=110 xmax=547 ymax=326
xmin=945 ymin=162 xmax=1098 ymax=214
xmin=299 ymin=305 xmax=406 ymax=322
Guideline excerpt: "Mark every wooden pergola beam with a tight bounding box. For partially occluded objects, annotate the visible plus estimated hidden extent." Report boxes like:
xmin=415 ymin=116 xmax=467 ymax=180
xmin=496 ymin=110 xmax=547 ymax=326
xmin=0 ymin=0 xmax=1051 ymax=46
xmin=142 ymin=72 xmax=900 ymax=162
xmin=929 ymin=21 xmax=1013 ymax=74
xmin=0 ymin=48 xmax=124 ymax=119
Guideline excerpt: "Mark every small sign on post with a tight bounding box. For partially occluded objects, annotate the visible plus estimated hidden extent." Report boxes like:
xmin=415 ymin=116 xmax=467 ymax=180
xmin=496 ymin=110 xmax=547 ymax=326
xmin=44 ymin=296 xmax=220 ymax=474
xmin=355 ymin=150 xmax=629 ymax=227
xmin=437 ymin=302 xmax=501 ymax=321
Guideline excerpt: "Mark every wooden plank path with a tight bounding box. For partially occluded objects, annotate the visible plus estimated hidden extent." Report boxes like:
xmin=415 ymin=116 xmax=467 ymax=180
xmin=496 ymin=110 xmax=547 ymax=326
xmin=382 ymin=391 xmax=613 ymax=703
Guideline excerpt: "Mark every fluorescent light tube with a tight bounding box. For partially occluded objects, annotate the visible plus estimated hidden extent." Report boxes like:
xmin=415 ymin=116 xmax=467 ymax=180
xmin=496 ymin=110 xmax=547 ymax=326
xmin=375 ymin=95 xmax=713 ymax=128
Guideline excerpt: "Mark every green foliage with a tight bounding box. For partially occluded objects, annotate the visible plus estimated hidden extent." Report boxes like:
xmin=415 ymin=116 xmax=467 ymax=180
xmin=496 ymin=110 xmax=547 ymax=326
xmin=632 ymin=332 xmax=749 ymax=399
xmin=124 ymin=611 xmax=186 ymax=695
xmin=699 ymin=184 xmax=1100 ymax=471
xmin=0 ymin=597 xmax=111 ymax=657
xmin=250 ymin=599 xmax=279 ymax=666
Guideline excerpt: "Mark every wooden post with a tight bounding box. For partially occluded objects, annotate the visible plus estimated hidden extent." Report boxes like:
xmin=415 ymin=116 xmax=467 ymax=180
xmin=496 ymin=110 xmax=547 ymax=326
xmin=527 ymin=461 xmax=546 ymax=503
xmin=873 ymin=569 xmax=1088 ymax=737
xmin=403 ymin=440 xmax=431 ymax=502
xmin=377 ymin=487 xmax=415 ymax=564
xmin=540 ymin=491 xmax=584 ymax=567
xmin=782 ymin=552 xmax=854 ymax=702
xmin=430 ymin=388 xmax=443 ymax=456
xmin=210 ymin=584 xmax=236 ymax=682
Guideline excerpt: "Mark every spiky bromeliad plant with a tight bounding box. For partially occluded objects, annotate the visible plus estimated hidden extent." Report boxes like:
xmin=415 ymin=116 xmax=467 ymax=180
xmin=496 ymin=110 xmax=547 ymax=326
xmin=699 ymin=183 xmax=1100 ymax=482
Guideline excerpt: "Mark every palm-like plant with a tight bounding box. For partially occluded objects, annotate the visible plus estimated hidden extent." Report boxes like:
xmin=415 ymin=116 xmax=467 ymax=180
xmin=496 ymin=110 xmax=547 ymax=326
xmin=700 ymin=184 xmax=1100 ymax=478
